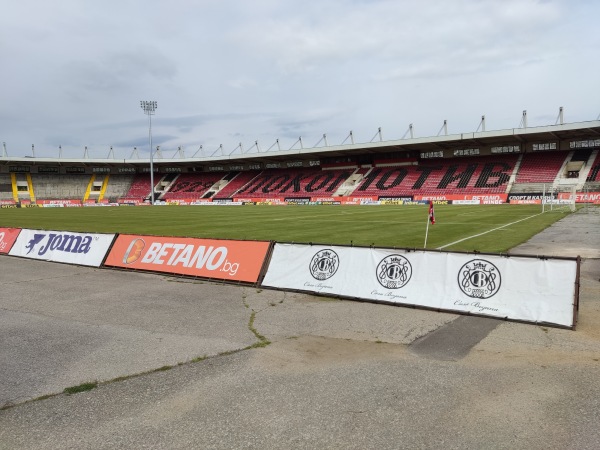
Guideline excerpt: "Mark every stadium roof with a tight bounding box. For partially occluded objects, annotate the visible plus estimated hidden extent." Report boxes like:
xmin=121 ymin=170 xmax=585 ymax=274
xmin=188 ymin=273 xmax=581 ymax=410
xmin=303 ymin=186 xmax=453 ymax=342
xmin=1 ymin=120 xmax=599 ymax=168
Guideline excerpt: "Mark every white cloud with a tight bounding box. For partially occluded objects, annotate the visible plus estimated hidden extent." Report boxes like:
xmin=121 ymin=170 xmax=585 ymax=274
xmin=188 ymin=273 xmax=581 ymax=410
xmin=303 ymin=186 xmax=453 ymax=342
xmin=0 ymin=0 xmax=598 ymax=158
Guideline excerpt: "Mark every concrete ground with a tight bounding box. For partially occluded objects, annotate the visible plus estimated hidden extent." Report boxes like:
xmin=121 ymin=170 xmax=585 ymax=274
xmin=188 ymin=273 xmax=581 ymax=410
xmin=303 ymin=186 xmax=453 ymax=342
xmin=0 ymin=208 xmax=599 ymax=449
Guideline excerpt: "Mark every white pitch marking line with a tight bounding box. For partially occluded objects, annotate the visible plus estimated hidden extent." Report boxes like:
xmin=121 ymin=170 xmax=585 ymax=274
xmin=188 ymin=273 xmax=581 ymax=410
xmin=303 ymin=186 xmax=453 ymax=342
xmin=436 ymin=212 xmax=544 ymax=250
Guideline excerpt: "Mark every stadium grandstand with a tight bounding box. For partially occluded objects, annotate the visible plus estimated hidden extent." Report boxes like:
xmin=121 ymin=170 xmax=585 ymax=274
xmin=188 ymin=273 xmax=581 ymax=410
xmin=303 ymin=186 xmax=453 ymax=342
xmin=1 ymin=119 xmax=600 ymax=206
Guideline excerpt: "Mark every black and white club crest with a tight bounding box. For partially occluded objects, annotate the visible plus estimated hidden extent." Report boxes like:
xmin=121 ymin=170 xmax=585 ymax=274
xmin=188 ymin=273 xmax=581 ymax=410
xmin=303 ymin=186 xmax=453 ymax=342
xmin=376 ymin=254 xmax=412 ymax=289
xmin=309 ymin=249 xmax=340 ymax=280
xmin=458 ymin=259 xmax=501 ymax=299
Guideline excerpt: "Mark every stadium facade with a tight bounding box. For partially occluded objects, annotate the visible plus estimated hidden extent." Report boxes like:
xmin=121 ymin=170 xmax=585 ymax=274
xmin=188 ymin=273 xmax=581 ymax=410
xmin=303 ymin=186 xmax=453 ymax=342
xmin=1 ymin=120 xmax=599 ymax=206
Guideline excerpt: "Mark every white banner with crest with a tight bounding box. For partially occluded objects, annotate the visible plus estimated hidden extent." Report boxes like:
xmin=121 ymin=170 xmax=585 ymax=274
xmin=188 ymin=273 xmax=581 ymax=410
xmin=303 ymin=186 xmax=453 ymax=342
xmin=262 ymin=244 xmax=577 ymax=328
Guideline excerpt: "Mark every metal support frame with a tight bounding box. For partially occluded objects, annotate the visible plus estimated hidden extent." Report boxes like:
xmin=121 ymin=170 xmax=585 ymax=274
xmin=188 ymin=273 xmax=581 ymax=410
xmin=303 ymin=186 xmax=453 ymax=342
xmin=140 ymin=100 xmax=157 ymax=205
xmin=370 ymin=127 xmax=383 ymax=143
xmin=476 ymin=115 xmax=486 ymax=132
xmin=192 ymin=145 xmax=203 ymax=158
xmin=210 ymin=144 xmax=224 ymax=157
xmin=267 ymin=139 xmax=281 ymax=152
xmin=313 ymin=133 xmax=328 ymax=148
xmin=341 ymin=130 xmax=354 ymax=145
xmin=437 ymin=120 xmax=448 ymax=136
xmin=229 ymin=142 xmax=243 ymax=156
xmin=555 ymin=106 xmax=564 ymax=125
xmin=242 ymin=141 xmax=259 ymax=154
xmin=402 ymin=124 xmax=414 ymax=139
xmin=519 ymin=110 xmax=528 ymax=129
xmin=289 ymin=136 xmax=303 ymax=150
xmin=172 ymin=146 xmax=185 ymax=158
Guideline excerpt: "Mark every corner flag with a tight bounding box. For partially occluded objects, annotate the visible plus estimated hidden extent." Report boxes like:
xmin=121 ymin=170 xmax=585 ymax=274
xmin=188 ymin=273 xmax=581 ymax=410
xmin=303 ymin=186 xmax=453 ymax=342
xmin=429 ymin=201 xmax=435 ymax=225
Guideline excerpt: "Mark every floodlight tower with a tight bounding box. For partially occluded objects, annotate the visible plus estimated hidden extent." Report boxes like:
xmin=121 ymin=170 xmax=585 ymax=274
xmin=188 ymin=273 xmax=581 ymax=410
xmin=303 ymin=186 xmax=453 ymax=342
xmin=140 ymin=100 xmax=157 ymax=205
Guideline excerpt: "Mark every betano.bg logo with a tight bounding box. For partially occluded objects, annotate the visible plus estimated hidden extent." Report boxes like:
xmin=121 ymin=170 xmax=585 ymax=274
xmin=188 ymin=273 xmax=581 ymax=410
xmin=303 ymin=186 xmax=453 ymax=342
xmin=125 ymin=240 xmax=239 ymax=275
xmin=123 ymin=238 xmax=145 ymax=264
xmin=106 ymin=234 xmax=271 ymax=283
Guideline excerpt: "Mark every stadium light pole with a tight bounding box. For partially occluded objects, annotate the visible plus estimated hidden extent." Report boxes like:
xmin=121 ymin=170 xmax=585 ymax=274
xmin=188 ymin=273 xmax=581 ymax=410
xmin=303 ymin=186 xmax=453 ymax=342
xmin=140 ymin=100 xmax=157 ymax=205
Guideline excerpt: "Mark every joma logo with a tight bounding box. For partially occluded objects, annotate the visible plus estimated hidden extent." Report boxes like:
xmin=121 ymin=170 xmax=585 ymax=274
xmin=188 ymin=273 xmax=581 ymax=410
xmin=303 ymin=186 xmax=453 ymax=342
xmin=26 ymin=233 xmax=92 ymax=256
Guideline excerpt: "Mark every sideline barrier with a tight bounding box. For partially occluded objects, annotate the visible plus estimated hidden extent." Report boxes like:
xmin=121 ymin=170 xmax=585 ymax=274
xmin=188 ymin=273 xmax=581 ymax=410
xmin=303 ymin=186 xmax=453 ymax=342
xmin=261 ymin=243 xmax=579 ymax=328
xmin=0 ymin=228 xmax=21 ymax=254
xmin=104 ymin=234 xmax=271 ymax=283
xmin=37 ymin=199 xmax=83 ymax=207
xmin=415 ymin=194 xmax=508 ymax=203
xmin=9 ymin=229 xmax=116 ymax=267
xmin=559 ymin=192 xmax=600 ymax=203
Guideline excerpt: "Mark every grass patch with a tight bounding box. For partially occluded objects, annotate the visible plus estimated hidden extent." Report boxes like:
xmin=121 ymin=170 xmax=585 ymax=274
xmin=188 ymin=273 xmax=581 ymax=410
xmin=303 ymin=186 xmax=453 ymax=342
xmin=248 ymin=311 xmax=270 ymax=346
xmin=245 ymin=341 xmax=270 ymax=349
xmin=63 ymin=382 xmax=98 ymax=395
xmin=0 ymin=204 xmax=572 ymax=252
xmin=110 ymin=376 xmax=130 ymax=383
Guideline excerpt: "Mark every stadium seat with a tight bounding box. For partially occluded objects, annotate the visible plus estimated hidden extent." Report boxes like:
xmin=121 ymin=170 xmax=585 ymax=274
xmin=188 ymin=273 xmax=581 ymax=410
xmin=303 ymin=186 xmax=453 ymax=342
xmin=515 ymin=151 xmax=569 ymax=183
xmin=162 ymin=172 xmax=226 ymax=200
xmin=214 ymin=171 xmax=262 ymax=199
xmin=234 ymin=168 xmax=354 ymax=198
xmin=123 ymin=174 xmax=160 ymax=201
xmin=586 ymin=152 xmax=600 ymax=182
xmin=354 ymin=155 xmax=517 ymax=197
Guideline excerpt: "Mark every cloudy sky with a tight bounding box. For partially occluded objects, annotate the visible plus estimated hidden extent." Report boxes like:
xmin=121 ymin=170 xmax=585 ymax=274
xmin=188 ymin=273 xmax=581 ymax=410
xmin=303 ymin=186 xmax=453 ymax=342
xmin=1 ymin=0 xmax=598 ymax=159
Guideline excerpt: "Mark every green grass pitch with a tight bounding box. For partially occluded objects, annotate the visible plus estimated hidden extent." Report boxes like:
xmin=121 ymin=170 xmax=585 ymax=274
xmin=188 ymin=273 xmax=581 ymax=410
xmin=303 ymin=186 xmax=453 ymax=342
xmin=0 ymin=204 xmax=570 ymax=253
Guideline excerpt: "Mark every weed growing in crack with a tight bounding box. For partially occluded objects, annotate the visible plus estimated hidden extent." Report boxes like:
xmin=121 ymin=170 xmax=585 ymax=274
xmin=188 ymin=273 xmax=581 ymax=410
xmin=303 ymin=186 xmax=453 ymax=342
xmin=248 ymin=311 xmax=270 ymax=346
xmin=64 ymin=382 xmax=98 ymax=395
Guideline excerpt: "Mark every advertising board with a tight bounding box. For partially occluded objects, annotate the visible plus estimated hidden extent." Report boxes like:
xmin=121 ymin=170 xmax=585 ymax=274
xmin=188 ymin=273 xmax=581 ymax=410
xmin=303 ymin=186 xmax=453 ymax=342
xmin=0 ymin=228 xmax=21 ymax=254
xmin=416 ymin=194 xmax=508 ymax=203
xmin=37 ymin=199 xmax=83 ymax=206
xmin=104 ymin=235 xmax=271 ymax=283
xmin=9 ymin=229 xmax=115 ymax=266
xmin=262 ymin=244 xmax=578 ymax=328
xmin=558 ymin=192 xmax=600 ymax=203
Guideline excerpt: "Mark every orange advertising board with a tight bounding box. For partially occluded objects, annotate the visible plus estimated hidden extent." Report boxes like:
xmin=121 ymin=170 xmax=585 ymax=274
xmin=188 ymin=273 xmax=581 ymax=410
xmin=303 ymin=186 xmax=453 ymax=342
xmin=509 ymin=199 xmax=541 ymax=205
xmin=415 ymin=194 xmax=508 ymax=202
xmin=104 ymin=234 xmax=271 ymax=283
xmin=0 ymin=228 xmax=21 ymax=254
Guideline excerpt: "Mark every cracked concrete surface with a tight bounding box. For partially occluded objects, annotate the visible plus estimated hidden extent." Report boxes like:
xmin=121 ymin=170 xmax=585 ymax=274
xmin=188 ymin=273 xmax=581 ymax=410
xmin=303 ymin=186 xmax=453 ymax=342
xmin=0 ymin=208 xmax=599 ymax=449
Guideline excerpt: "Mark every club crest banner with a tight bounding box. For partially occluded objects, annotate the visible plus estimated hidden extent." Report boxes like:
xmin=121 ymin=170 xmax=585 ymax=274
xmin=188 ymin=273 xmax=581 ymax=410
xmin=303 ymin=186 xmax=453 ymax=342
xmin=262 ymin=244 xmax=577 ymax=327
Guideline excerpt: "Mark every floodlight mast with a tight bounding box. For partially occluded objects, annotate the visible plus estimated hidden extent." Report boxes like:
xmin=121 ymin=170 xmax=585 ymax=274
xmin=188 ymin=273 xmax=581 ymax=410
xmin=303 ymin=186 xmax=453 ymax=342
xmin=140 ymin=101 xmax=157 ymax=205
